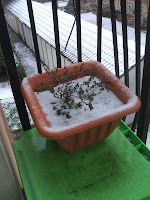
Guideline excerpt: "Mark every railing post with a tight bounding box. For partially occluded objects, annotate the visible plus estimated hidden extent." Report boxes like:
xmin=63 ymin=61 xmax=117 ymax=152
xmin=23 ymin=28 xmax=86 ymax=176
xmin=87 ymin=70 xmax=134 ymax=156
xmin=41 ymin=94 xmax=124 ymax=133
xmin=52 ymin=0 xmax=61 ymax=68
xmin=0 ymin=0 xmax=31 ymax=131
xmin=121 ymin=0 xmax=129 ymax=87
xmin=131 ymin=0 xmax=141 ymax=131
xmin=97 ymin=0 xmax=102 ymax=62
xmin=110 ymin=0 xmax=119 ymax=78
xmin=75 ymin=0 xmax=82 ymax=62
xmin=137 ymin=3 xmax=150 ymax=143
xmin=27 ymin=0 xmax=42 ymax=73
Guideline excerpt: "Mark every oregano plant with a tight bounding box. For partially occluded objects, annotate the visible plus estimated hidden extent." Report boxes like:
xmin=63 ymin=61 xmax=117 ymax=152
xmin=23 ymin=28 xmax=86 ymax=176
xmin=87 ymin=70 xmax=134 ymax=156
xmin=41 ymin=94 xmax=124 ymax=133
xmin=34 ymin=64 xmax=109 ymax=119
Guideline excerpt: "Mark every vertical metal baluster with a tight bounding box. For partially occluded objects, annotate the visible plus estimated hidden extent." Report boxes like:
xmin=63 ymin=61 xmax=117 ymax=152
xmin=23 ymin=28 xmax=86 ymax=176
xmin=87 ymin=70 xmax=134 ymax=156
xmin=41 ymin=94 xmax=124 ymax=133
xmin=26 ymin=0 xmax=42 ymax=73
xmin=97 ymin=0 xmax=102 ymax=62
xmin=110 ymin=0 xmax=119 ymax=78
xmin=131 ymin=0 xmax=141 ymax=132
xmin=75 ymin=0 xmax=82 ymax=62
xmin=121 ymin=0 xmax=129 ymax=87
xmin=0 ymin=0 xmax=31 ymax=131
xmin=52 ymin=0 xmax=61 ymax=68
xmin=137 ymin=3 xmax=150 ymax=144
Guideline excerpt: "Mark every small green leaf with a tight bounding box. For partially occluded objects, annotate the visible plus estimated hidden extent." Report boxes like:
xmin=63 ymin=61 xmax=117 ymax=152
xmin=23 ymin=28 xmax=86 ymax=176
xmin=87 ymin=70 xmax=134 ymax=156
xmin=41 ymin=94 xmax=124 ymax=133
xmin=56 ymin=109 xmax=61 ymax=115
xmin=66 ymin=113 xmax=71 ymax=118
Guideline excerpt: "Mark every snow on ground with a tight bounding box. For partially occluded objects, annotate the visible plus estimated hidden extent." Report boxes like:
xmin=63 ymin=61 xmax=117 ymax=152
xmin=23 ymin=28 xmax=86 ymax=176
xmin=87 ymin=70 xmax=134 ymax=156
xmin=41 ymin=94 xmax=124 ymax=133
xmin=43 ymin=0 xmax=68 ymax=10
xmin=43 ymin=2 xmax=146 ymax=47
xmin=15 ymin=43 xmax=38 ymax=76
xmin=146 ymin=126 xmax=150 ymax=148
xmin=0 ymin=42 xmax=47 ymax=99
xmin=15 ymin=42 xmax=47 ymax=76
xmin=43 ymin=2 xmax=146 ymax=46
xmin=0 ymin=81 xmax=13 ymax=100
xmin=0 ymin=43 xmax=40 ymax=100
xmin=81 ymin=12 xmax=146 ymax=46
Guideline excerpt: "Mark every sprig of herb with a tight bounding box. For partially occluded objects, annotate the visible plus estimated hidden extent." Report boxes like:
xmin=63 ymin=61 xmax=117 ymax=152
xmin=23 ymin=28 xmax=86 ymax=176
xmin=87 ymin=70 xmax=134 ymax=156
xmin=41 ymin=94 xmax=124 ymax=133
xmin=34 ymin=64 xmax=109 ymax=118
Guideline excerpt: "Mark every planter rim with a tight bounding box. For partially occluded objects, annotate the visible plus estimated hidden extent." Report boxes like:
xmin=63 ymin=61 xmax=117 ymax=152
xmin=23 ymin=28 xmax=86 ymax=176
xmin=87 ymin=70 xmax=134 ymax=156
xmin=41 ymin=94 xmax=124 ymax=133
xmin=21 ymin=61 xmax=141 ymax=140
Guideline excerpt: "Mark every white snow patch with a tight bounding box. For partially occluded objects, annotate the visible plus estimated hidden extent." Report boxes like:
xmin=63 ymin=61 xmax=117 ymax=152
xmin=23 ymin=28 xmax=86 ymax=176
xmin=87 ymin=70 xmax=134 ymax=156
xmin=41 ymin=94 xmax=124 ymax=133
xmin=0 ymin=81 xmax=13 ymax=100
xmin=146 ymin=125 xmax=150 ymax=149
xmin=81 ymin=12 xmax=146 ymax=46
xmin=6 ymin=0 xmax=145 ymax=75
xmin=14 ymin=43 xmax=47 ymax=76
xmin=43 ymin=0 xmax=68 ymax=8
xmin=35 ymin=76 xmax=138 ymax=133
xmin=43 ymin=2 xmax=52 ymax=7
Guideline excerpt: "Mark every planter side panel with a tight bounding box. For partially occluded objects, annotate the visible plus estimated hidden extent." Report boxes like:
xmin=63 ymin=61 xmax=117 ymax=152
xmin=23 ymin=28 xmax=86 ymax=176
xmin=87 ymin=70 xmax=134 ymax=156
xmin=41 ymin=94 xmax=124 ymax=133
xmin=56 ymin=119 xmax=121 ymax=153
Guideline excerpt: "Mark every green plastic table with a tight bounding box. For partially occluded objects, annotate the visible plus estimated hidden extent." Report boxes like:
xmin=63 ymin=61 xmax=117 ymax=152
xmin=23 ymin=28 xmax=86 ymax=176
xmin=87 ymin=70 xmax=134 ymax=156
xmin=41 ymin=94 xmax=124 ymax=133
xmin=13 ymin=121 xmax=150 ymax=200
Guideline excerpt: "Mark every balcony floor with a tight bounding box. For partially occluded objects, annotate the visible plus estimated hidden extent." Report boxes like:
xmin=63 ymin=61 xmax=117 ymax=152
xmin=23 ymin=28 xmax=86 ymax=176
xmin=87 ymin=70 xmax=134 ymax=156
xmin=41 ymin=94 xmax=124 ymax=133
xmin=13 ymin=121 xmax=150 ymax=200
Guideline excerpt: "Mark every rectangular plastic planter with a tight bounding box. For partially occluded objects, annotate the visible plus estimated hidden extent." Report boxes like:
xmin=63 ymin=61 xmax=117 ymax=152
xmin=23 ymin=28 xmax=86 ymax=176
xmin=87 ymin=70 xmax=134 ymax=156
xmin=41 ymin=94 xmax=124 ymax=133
xmin=21 ymin=61 xmax=141 ymax=152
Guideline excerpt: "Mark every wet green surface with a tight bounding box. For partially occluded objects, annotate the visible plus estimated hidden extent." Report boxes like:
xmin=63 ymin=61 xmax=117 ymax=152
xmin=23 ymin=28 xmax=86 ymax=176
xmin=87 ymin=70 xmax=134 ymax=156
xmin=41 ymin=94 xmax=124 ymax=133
xmin=13 ymin=122 xmax=150 ymax=200
xmin=125 ymin=134 xmax=138 ymax=146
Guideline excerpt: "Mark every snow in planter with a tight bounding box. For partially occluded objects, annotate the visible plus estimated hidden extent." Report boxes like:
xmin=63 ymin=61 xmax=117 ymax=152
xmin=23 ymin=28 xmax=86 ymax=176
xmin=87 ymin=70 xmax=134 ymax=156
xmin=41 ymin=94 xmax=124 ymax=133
xmin=35 ymin=76 xmax=125 ymax=132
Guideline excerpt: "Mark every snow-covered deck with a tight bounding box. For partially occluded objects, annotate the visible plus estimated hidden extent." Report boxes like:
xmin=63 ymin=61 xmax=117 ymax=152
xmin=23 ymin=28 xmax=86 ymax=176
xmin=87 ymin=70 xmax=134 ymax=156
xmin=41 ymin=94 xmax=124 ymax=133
xmin=5 ymin=0 xmax=145 ymax=75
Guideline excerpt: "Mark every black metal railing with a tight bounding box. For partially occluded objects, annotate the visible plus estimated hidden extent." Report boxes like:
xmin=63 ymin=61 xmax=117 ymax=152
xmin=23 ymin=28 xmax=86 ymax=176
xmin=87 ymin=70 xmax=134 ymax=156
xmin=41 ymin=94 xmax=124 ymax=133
xmin=27 ymin=0 xmax=42 ymax=74
xmin=110 ymin=0 xmax=119 ymax=78
xmin=137 ymin=1 xmax=150 ymax=143
xmin=0 ymin=0 xmax=31 ymax=131
xmin=52 ymin=0 xmax=62 ymax=68
xmin=0 ymin=0 xmax=150 ymax=143
xmin=131 ymin=0 xmax=141 ymax=132
xmin=97 ymin=0 xmax=102 ymax=62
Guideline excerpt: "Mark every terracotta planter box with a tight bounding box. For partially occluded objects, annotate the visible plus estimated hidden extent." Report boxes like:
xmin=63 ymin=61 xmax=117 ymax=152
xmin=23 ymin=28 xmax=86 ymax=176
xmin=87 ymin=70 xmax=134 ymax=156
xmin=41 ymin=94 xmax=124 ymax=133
xmin=21 ymin=61 xmax=141 ymax=153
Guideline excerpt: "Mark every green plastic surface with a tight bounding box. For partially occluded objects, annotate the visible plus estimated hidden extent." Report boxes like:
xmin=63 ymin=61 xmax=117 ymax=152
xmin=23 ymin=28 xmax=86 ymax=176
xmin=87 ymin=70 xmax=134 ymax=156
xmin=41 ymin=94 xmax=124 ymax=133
xmin=13 ymin=121 xmax=150 ymax=200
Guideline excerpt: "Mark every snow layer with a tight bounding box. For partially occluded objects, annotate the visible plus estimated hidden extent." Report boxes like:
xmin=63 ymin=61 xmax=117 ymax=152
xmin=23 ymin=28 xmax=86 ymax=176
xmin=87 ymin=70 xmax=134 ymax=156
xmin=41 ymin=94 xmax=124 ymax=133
xmin=146 ymin=125 xmax=150 ymax=149
xmin=81 ymin=12 xmax=146 ymax=46
xmin=6 ymin=0 xmax=145 ymax=76
xmin=15 ymin=43 xmax=47 ymax=76
xmin=44 ymin=0 xmax=68 ymax=9
xmin=35 ymin=76 xmax=137 ymax=133
xmin=0 ymin=81 xmax=13 ymax=100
